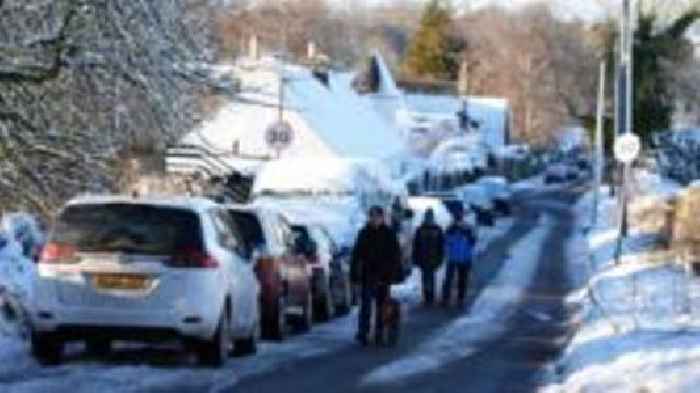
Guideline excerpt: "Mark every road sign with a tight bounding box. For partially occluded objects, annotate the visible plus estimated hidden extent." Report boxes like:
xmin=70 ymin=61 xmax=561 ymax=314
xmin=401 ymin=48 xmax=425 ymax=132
xmin=265 ymin=120 xmax=294 ymax=151
xmin=614 ymin=133 xmax=641 ymax=164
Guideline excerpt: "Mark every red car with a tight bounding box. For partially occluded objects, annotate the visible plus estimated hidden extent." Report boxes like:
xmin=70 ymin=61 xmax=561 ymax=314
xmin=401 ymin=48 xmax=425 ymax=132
xmin=226 ymin=206 xmax=313 ymax=340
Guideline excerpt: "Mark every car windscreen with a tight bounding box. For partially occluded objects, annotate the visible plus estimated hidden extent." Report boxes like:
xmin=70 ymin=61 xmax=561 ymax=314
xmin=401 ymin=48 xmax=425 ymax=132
xmin=51 ymin=204 xmax=203 ymax=255
xmin=228 ymin=211 xmax=265 ymax=249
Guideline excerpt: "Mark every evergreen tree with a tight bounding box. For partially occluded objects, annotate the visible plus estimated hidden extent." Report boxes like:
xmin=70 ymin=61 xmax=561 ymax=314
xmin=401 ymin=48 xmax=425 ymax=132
xmin=632 ymin=7 xmax=699 ymax=141
xmin=402 ymin=0 xmax=460 ymax=80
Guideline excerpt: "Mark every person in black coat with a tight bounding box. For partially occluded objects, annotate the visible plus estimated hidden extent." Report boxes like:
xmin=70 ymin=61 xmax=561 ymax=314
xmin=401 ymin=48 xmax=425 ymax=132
xmin=351 ymin=205 xmax=402 ymax=346
xmin=412 ymin=209 xmax=444 ymax=306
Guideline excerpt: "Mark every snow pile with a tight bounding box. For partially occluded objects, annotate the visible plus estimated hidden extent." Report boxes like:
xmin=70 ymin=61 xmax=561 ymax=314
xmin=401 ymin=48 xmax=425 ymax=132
xmin=0 ymin=214 xmax=41 ymax=338
xmin=547 ymin=184 xmax=700 ymax=393
xmin=256 ymin=196 xmax=366 ymax=247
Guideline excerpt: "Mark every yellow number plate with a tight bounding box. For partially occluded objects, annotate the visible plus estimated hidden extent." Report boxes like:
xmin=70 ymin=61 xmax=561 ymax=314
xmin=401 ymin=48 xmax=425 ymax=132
xmin=93 ymin=274 xmax=149 ymax=290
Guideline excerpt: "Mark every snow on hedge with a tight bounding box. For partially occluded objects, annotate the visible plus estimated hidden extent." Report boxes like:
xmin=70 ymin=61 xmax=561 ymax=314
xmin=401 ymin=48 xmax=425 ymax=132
xmin=545 ymin=182 xmax=700 ymax=393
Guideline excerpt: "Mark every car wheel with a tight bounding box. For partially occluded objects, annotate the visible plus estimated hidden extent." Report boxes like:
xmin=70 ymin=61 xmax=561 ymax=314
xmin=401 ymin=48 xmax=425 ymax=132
xmin=335 ymin=275 xmax=352 ymax=316
xmin=262 ymin=294 xmax=288 ymax=341
xmin=293 ymin=290 xmax=313 ymax=332
xmin=31 ymin=331 xmax=63 ymax=366
xmin=197 ymin=308 xmax=230 ymax=367
xmin=314 ymin=274 xmax=335 ymax=322
xmin=85 ymin=338 xmax=111 ymax=356
xmin=234 ymin=316 xmax=259 ymax=356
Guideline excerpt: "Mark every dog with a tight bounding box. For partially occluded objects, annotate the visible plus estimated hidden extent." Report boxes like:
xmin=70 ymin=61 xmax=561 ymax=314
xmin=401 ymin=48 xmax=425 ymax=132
xmin=378 ymin=297 xmax=401 ymax=347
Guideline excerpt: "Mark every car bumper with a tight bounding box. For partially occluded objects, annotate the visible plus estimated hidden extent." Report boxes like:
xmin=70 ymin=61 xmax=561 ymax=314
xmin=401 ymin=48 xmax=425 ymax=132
xmin=31 ymin=304 xmax=219 ymax=341
xmin=30 ymin=272 xmax=224 ymax=341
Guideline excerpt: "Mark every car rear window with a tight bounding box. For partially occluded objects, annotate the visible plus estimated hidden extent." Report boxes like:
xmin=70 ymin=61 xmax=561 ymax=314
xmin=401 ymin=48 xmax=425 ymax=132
xmin=51 ymin=204 xmax=203 ymax=254
xmin=228 ymin=211 xmax=265 ymax=249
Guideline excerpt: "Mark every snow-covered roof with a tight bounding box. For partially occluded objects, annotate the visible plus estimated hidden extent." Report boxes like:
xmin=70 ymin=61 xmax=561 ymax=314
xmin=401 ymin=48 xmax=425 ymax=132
xmin=180 ymin=58 xmax=406 ymax=172
xmin=66 ymin=195 xmax=219 ymax=212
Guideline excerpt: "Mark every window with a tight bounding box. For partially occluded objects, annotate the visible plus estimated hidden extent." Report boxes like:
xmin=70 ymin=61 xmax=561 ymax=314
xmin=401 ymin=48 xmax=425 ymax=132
xmin=53 ymin=204 xmax=202 ymax=255
xmin=210 ymin=210 xmax=242 ymax=252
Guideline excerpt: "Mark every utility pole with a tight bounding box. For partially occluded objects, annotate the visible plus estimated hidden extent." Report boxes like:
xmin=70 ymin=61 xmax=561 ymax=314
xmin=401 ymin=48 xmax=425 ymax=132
xmin=593 ymin=61 xmax=607 ymax=228
xmin=614 ymin=0 xmax=638 ymax=264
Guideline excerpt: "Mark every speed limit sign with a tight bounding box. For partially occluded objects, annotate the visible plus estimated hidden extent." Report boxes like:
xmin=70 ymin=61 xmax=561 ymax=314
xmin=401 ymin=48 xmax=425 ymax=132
xmin=265 ymin=121 xmax=294 ymax=151
xmin=614 ymin=133 xmax=641 ymax=164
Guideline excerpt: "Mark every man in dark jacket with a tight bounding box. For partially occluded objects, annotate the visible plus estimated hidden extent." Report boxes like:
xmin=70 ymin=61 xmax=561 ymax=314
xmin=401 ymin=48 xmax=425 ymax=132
xmin=412 ymin=209 xmax=444 ymax=306
xmin=351 ymin=206 xmax=402 ymax=346
xmin=442 ymin=210 xmax=476 ymax=308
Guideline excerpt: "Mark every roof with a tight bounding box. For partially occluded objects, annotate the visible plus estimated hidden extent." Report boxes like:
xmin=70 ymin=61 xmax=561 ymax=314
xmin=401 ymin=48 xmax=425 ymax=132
xmin=181 ymin=58 xmax=406 ymax=171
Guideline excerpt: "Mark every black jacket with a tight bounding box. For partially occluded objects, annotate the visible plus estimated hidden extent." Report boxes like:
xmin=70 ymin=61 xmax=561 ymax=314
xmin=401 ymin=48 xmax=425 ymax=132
xmin=412 ymin=223 xmax=444 ymax=270
xmin=351 ymin=224 xmax=402 ymax=286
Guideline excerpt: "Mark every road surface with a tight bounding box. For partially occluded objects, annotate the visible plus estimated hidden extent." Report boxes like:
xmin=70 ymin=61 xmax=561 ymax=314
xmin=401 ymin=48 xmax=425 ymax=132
xmin=227 ymin=184 xmax=583 ymax=393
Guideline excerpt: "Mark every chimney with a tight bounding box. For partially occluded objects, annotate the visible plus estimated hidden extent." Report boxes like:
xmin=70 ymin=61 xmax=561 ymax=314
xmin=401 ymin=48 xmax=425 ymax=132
xmin=307 ymin=41 xmax=316 ymax=60
xmin=249 ymin=35 xmax=259 ymax=60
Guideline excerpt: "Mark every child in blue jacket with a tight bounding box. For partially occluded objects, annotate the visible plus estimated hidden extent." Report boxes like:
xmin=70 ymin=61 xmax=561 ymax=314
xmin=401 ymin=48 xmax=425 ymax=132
xmin=442 ymin=210 xmax=476 ymax=307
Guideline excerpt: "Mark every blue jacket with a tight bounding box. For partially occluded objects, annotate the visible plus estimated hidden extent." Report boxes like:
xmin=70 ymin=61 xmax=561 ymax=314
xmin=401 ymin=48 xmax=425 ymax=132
xmin=444 ymin=223 xmax=476 ymax=265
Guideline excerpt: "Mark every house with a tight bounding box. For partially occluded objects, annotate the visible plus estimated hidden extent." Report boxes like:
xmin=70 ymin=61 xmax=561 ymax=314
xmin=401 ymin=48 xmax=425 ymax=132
xmin=171 ymin=56 xmax=407 ymax=180
xmin=356 ymin=53 xmax=513 ymax=158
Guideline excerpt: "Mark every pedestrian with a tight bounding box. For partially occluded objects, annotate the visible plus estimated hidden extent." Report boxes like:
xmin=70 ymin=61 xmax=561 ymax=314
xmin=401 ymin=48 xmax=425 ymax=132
xmin=351 ymin=206 xmax=402 ymax=346
xmin=441 ymin=209 xmax=476 ymax=308
xmin=412 ymin=209 xmax=444 ymax=306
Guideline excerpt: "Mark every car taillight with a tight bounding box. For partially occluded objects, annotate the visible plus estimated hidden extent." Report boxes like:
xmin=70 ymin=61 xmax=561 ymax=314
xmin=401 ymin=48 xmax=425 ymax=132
xmin=168 ymin=246 xmax=219 ymax=269
xmin=39 ymin=242 xmax=78 ymax=264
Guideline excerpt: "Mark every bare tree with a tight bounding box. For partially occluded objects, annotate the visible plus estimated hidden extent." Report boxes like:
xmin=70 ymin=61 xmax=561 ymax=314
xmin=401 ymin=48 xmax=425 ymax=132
xmin=0 ymin=0 xmax=218 ymax=216
xmin=457 ymin=5 xmax=599 ymax=145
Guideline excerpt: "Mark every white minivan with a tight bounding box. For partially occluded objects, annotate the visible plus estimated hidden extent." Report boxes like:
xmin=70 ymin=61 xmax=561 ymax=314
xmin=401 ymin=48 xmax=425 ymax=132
xmin=30 ymin=196 xmax=260 ymax=367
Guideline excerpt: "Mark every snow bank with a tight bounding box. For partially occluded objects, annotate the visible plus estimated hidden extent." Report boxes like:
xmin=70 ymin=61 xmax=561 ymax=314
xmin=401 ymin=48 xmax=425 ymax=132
xmin=547 ymin=182 xmax=700 ymax=393
xmin=0 ymin=214 xmax=41 ymax=338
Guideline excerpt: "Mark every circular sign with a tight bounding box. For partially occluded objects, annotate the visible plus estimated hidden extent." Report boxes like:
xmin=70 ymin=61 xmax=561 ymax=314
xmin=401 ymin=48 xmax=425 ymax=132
xmin=265 ymin=121 xmax=294 ymax=151
xmin=614 ymin=133 xmax=641 ymax=164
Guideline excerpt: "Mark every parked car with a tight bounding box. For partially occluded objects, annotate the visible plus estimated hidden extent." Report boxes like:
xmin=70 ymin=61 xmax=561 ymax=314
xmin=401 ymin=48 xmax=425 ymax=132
xmin=545 ymin=164 xmax=568 ymax=184
xmin=31 ymin=196 xmax=260 ymax=367
xmin=476 ymin=176 xmax=513 ymax=215
xmin=565 ymin=166 xmax=581 ymax=181
xmin=422 ymin=191 xmax=465 ymax=219
xmin=307 ymin=225 xmax=353 ymax=316
xmin=290 ymin=224 xmax=337 ymax=322
xmin=226 ymin=205 xmax=314 ymax=339
xmin=460 ymin=185 xmax=495 ymax=226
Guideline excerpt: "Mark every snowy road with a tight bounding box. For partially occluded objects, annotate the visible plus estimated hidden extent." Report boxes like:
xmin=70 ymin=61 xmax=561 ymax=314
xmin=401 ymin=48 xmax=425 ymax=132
xmin=0 ymin=185 xmax=584 ymax=393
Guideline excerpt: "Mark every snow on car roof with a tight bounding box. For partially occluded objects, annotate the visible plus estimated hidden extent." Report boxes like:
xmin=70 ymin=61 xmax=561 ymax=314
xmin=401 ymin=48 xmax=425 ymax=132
xmin=66 ymin=194 xmax=220 ymax=212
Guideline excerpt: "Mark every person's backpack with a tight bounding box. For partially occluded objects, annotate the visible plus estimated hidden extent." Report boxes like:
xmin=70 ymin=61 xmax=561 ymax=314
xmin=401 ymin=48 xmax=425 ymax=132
xmin=445 ymin=227 xmax=474 ymax=264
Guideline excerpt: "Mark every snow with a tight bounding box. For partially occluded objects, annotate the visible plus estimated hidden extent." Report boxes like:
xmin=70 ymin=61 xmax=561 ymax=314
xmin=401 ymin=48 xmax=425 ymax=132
xmin=545 ymin=179 xmax=700 ymax=393
xmin=179 ymin=58 xmax=407 ymax=174
xmin=255 ymin=196 xmax=366 ymax=247
xmin=511 ymin=174 xmax=545 ymax=191
xmin=402 ymin=94 xmax=510 ymax=150
xmin=0 ymin=214 xmax=41 ymax=338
